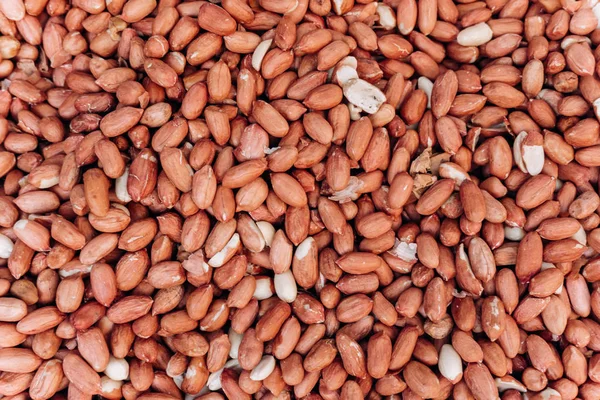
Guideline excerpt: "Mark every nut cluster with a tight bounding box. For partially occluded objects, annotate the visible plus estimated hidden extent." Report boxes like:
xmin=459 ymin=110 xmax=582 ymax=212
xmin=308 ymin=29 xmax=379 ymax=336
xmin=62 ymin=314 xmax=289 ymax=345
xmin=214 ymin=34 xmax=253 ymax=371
xmin=3 ymin=0 xmax=600 ymax=399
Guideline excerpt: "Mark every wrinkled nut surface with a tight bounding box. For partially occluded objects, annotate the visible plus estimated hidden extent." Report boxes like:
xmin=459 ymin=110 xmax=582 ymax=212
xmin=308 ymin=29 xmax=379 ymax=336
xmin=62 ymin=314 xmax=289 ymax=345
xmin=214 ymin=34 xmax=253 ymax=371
xmin=4 ymin=0 xmax=600 ymax=399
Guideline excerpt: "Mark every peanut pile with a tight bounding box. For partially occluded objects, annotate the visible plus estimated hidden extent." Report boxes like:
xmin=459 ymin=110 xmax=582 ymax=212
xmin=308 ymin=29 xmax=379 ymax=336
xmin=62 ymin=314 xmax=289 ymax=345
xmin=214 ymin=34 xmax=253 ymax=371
xmin=4 ymin=0 xmax=600 ymax=399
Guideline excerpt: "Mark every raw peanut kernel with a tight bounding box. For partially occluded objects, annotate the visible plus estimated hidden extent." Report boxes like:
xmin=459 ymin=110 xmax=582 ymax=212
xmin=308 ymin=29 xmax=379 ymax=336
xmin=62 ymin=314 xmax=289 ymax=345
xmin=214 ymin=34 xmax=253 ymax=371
xmin=2 ymin=0 xmax=600 ymax=398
